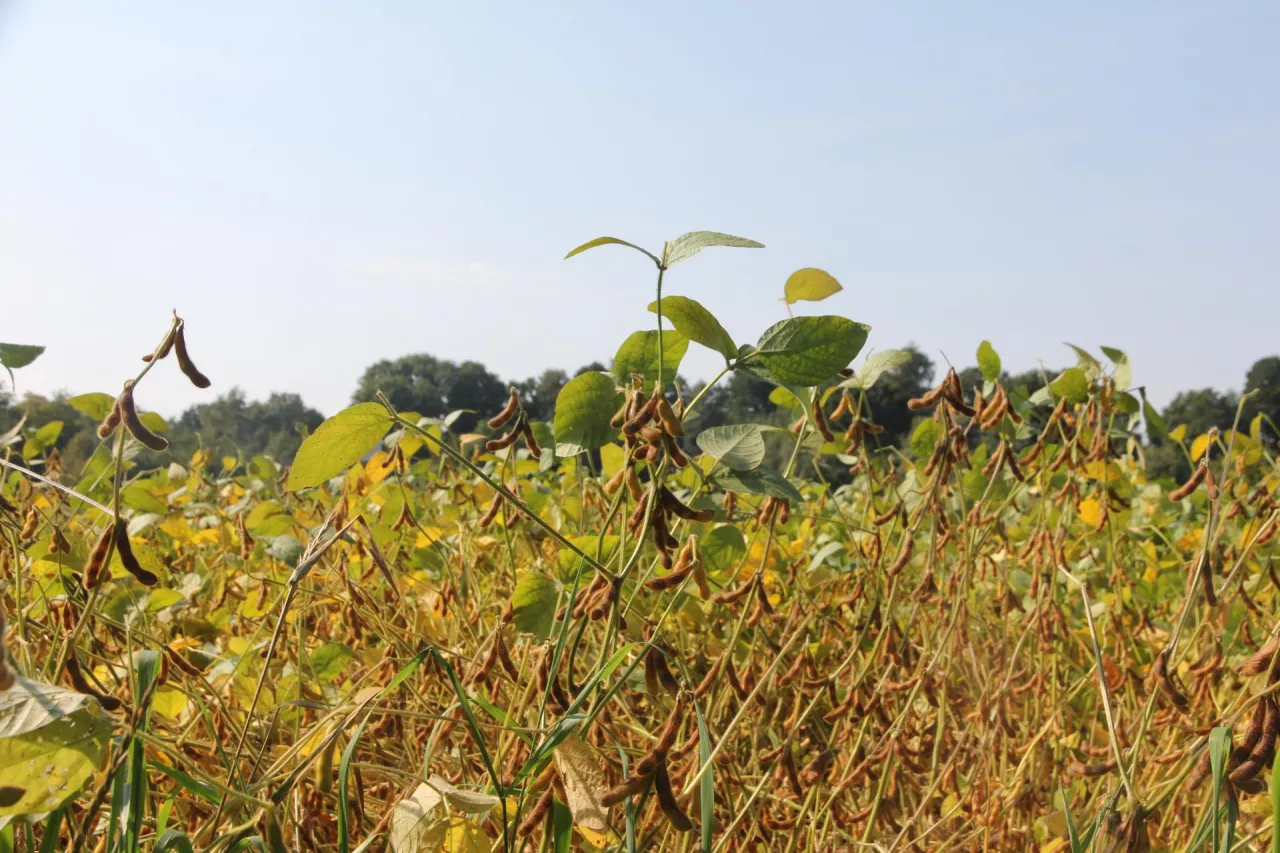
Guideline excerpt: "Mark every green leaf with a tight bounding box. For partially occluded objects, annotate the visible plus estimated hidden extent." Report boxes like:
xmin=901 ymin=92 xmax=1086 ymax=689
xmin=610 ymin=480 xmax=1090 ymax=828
xmin=753 ymin=316 xmax=870 ymax=387
xmin=34 ymin=421 xmax=63 ymax=447
xmin=909 ymin=420 xmax=942 ymax=460
xmin=696 ymin=424 xmax=767 ymax=471
xmin=976 ymin=341 xmax=1001 ymax=382
xmin=286 ymin=403 xmax=392 ymax=491
xmin=563 ymin=236 xmax=659 ymax=266
xmin=783 ymin=268 xmax=842 ymax=305
xmin=613 ymin=330 xmax=688 ymax=390
xmin=648 ymin=296 xmax=737 ymax=363
xmin=0 ymin=344 xmax=44 ymax=370
xmin=1050 ymin=368 xmax=1090 ymax=405
xmin=840 ymin=349 xmax=913 ymax=391
xmin=512 ymin=572 xmax=559 ymax=639
xmin=139 ymin=411 xmax=168 ymax=435
xmin=662 ymin=231 xmax=763 ymax=268
xmin=551 ymin=801 xmax=572 ymax=853
xmin=0 ymin=707 xmax=111 ymax=817
xmin=1100 ymin=346 xmax=1132 ymax=391
xmin=1210 ymin=725 xmax=1232 ymax=851
xmin=696 ymin=703 xmax=713 ymax=853
xmin=154 ymin=830 xmax=195 ymax=853
xmin=67 ymin=392 xmax=116 ymax=422
xmin=768 ymin=387 xmax=803 ymax=409
xmin=555 ymin=536 xmax=620 ymax=581
xmin=553 ymin=372 xmax=623 ymax=457
xmin=699 ymin=525 xmax=746 ymax=575
xmin=0 ymin=677 xmax=95 ymax=738
xmin=1064 ymin=343 xmax=1101 ymax=372
xmin=1137 ymin=387 xmax=1167 ymax=443
xmin=309 ymin=644 xmax=354 ymax=682
xmin=713 ymin=467 xmax=803 ymax=503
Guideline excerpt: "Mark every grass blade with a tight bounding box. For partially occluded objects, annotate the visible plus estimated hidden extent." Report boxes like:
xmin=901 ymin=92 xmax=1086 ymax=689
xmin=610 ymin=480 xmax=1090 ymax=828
xmin=695 ymin=702 xmax=713 ymax=853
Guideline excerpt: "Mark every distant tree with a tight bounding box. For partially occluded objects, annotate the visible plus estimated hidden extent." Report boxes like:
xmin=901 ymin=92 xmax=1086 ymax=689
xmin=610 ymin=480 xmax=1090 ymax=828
xmin=351 ymin=353 xmax=507 ymax=431
xmin=1160 ymin=388 xmax=1239 ymax=442
xmin=1243 ymin=356 xmax=1280 ymax=444
xmin=514 ymin=369 xmax=569 ymax=422
xmin=170 ymin=389 xmax=324 ymax=463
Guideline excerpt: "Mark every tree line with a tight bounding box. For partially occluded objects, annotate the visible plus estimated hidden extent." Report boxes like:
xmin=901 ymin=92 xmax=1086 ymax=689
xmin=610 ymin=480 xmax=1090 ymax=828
xmin=3 ymin=349 xmax=1277 ymax=482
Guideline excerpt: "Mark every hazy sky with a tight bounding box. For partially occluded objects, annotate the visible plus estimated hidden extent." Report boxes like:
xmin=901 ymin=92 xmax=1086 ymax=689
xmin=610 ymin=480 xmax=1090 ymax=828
xmin=2 ymin=2 xmax=1277 ymax=417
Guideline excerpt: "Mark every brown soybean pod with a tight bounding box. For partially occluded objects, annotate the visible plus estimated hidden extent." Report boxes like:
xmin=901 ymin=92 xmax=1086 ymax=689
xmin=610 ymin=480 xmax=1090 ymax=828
xmin=653 ymin=757 xmax=692 ymax=832
xmin=488 ymin=387 xmax=520 ymax=429
xmin=173 ymin=324 xmax=212 ymax=388
xmin=118 ymin=384 xmax=168 ymax=451
xmin=97 ymin=401 xmax=123 ymax=439
xmin=83 ymin=526 xmax=114 ymax=590
xmin=65 ymin=651 xmax=122 ymax=710
xmin=114 ymin=521 xmax=159 ymax=585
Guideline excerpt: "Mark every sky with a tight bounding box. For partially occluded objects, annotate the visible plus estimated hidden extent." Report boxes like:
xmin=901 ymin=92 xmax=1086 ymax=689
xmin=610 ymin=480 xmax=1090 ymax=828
xmin=1 ymin=1 xmax=1278 ymax=417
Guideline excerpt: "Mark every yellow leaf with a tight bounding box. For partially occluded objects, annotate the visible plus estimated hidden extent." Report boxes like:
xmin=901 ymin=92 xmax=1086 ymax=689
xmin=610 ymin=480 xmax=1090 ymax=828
xmin=190 ymin=529 xmax=221 ymax=546
xmin=364 ymin=451 xmax=392 ymax=485
xmin=783 ymin=268 xmax=842 ymax=304
xmin=159 ymin=518 xmax=195 ymax=542
xmin=576 ymin=825 xmax=615 ymax=849
xmin=1175 ymin=529 xmax=1203 ymax=553
xmin=1190 ymin=432 xmax=1211 ymax=462
xmin=1077 ymin=499 xmax=1103 ymax=528
xmin=442 ymin=818 xmax=489 ymax=853
xmin=221 ymin=456 xmax=237 ymax=472
xmin=416 ymin=527 xmax=445 ymax=548
xmin=152 ymin=686 xmax=189 ymax=721
xmin=1168 ymin=423 xmax=1187 ymax=443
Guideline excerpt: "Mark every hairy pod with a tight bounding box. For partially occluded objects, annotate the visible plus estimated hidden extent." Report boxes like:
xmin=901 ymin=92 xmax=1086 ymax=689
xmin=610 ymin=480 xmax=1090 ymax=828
xmin=488 ymin=387 xmax=520 ymax=429
xmin=113 ymin=521 xmax=158 ymax=585
xmin=601 ymin=772 xmax=652 ymax=808
xmin=118 ymin=383 xmax=168 ymax=451
xmin=1169 ymin=463 xmax=1208 ymax=502
xmin=18 ymin=508 xmax=38 ymax=542
xmin=517 ymin=787 xmax=555 ymax=837
xmin=173 ymin=324 xmax=211 ymax=388
xmin=83 ymin=526 xmax=114 ymax=590
xmin=478 ymin=494 xmax=504 ymax=528
xmin=65 ymin=650 xmax=122 ymax=711
xmin=653 ymin=757 xmax=692 ymax=832
xmin=656 ymin=397 xmax=684 ymax=437
xmin=812 ymin=396 xmax=835 ymax=442
xmin=1239 ymin=632 xmax=1280 ymax=677
xmin=96 ymin=400 xmax=122 ymax=439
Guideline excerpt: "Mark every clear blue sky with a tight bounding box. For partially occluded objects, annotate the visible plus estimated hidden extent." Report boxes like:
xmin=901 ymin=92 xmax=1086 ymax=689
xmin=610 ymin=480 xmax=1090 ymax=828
xmin=2 ymin=2 xmax=1277 ymax=416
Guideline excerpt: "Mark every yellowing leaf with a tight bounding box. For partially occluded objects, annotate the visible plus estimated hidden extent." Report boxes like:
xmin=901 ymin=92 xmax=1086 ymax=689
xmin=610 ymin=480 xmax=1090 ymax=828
xmin=415 ymin=527 xmax=445 ymax=548
xmin=1077 ymin=499 xmax=1103 ymax=528
xmin=554 ymin=735 xmax=611 ymax=843
xmin=783 ymin=268 xmax=843 ymax=305
xmin=1168 ymin=423 xmax=1187 ymax=443
xmin=159 ymin=518 xmax=195 ymax=541
xmin=152 ymin=686 xmax=189 ymax=721
xmin=1190 ymin=432 xmax=1211 ymax=462
xmin=365 ymin=451 xmax=393 ymax=485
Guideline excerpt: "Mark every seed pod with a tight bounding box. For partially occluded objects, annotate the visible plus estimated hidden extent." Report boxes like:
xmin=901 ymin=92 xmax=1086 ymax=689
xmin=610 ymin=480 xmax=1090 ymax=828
xmin=486 ymin=418 xmax=525 ymax=451
xmin=18 ymin=509 xmax=38 ymax=542
xmin=625 ymin=466 xmax=644 ymax=503
xmin=97 ymin=401 xmax=123 ymax=439
xmin=663 ymin=433 xmax=690 ymax=468
xmin=114 ymin=521 xmax=158 ymax=585
xmin=1169 ymin=463 xmax=1208 ymax=501
xmin=488 ymin=388 xmax=521 ymax=429
xmin=601 ymin=772 xmax=652 ymax=807
xmin=656 ymin=398 xmax=684 ymax=437
xmin=638 ymin=424 xmax=665 ymax=444
xmin=141 ymin=329 xmax=175 ymax=363
xmin=83 ymin=526 xmax=114 ymax=590
xmin=478 ymin=495 xmax=504 ymax=528
xmin=65 ymin=651 xmax=122 ymax=711
xmin=1196 ymin=553 xmax=1217 ymax=606
xmin=520 ymin=421 xmax=542 ymax=459
xmin=173 ymin=324 xmax=211 ymax=388
xmin=623 ymin=393 xmax=660 ymax=435
xmin=812 ymin=396 xmax=835 ymax=442
xmin=907 ymin=385 xmax=945 ymax=411
xmin=886 ymin=536 xmax=913 ymax=576
xmin=1152 ymin=649 xmax=1188 ymax=707
xmin=872 ymin=501 xmax=901 ymax=527
xmin=163 ymin=645 xmax=204 ymax=678
xmin=603 ymin=468 xmax=626 ymax=496
xmin=48 ymin=527 xmax=71 ymax=555
xmin=1239 ymin=633 xmax=1279 ymax=677
xmin=237 ymin=514 xmax=255 ymax=560
xmin=117 ymin=384 xmax=168 ymax=451
xmin=653 ymin=757 xmax=692 ymax=832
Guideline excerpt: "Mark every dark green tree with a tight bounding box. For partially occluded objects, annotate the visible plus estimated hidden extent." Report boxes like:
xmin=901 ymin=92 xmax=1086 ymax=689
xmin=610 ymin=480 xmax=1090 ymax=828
xmin=351 ymin=354 xmax=507 ymax=431
xmin=169 ymin=389 xmax=324 ymax=463
xmin=1243 ymin=356 xmax=1280 ymax=444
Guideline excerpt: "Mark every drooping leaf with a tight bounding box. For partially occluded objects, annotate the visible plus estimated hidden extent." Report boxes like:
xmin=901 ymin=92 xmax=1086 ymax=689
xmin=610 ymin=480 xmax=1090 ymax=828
xmin=1100 ymin=346 xmax=1132 ymax=391
xmin=1137 ymin=387 xmax=1167 ymax=443
xmin=752 ymin=316 xmax=870 ymax=387
xmin=648 ymin=296 xmax=737 ymax=363
xmin=512 ymin=572 xmax=559 ymax=639
xmin=0 ymin=677 xmax=95 ymax=739
xmin=553 ymin=735 xmax=612 ymax=844
xmin=612 ymin=330 xmax=688 ymax=391
xmin=661 ymin=231 xmax=763 ymax=268
xmin=695 ymin=424 xmax=767 ymax=472
xmin=840 ymin=349 xmax=913 ymax=391
xmin=976 ymin=341 xmax=1001 ymax=382
xmin=390 ymin=784 xmax=445 ymax=853
xmin=423 ymin=775 xmax=501 ymax=814
xmin=0 ymin=708 xmax=111 ymax=817
xmin=553 ymin=372 xmax=623 ymax=457
xmin=563 ymin=236 xmax=659 ymax=266
xmin=0 ymin=344 xmax=44 ymax=370
xmin=286 ymin=403 xmax=392 ymax=491
xmin=783 ymin=268 xmax=842 ymax=305
xmin=712 ymin=467 xmax=803 ymax=503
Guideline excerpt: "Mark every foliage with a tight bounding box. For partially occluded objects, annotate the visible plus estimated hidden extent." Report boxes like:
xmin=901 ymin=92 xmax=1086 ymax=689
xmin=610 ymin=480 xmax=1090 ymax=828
xmin=2 ymin=239 xmax=1280 ymax=853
